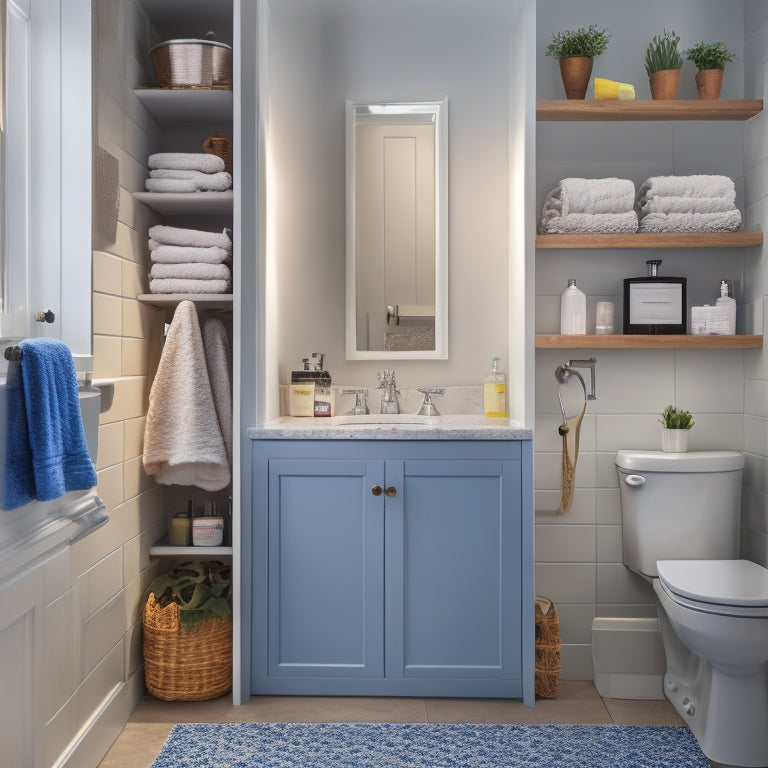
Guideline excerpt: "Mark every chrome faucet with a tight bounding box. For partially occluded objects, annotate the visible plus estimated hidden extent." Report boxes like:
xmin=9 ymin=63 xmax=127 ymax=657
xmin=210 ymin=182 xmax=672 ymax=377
xmin=377 ymin=370 xmax=400 ymax=414
xmin=417 ymin=387 xmax=445 ymax=416
xmin=340 ymin=388 xmax=369 ymax=415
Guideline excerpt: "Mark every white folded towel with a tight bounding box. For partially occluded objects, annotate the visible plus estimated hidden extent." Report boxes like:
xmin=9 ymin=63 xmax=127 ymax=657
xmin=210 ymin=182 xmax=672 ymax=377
xmin=149 ymin=243 xmax=231 ymax=264
xmin=543 ymin=178 xmax=636 ymax=216
xmin=149 ymin=278 xmax=231 ymax=294
xmin=143 ymin=301 xmax=230 ymax=491
xmin=149 ymin=224 xmax=232 ymax=250
xmin=148 ymin=152 xmax=225 ymax=174
xmin=145 ymin=172 xmax=232 ymax=193
xmin=637 ymin=174 xmax=736 ymax=201
xmin=539 ymin=210 xmax=639 ymax=234
xmin=639 ymin=195 xmax=737 ymax=216
xmin=151 ymin=262 xmax=231 ymax=280
xmin=202 ymin=316 xmax=232 ymax=467
xmin=638 ymin=209 xmax=742 ymax=233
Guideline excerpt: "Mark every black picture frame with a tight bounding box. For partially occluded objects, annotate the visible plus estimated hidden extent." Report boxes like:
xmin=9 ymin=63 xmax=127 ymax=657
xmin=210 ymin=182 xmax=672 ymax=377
xmin=623 ymin=277 xmax=687 ymax=334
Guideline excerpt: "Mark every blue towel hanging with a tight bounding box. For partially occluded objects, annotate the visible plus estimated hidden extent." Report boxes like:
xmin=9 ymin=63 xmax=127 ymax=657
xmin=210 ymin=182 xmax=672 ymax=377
xmin=2 ymin=339 xmax=97 ymax=510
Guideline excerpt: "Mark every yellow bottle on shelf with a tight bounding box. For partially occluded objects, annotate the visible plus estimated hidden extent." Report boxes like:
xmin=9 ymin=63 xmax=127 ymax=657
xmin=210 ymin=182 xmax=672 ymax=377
xmin=484 ymin=356 xmax=508 ymax=418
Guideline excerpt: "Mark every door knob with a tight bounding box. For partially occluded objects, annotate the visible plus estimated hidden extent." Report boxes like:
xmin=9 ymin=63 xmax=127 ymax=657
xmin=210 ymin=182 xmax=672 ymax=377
xmin=371 ymin=485 xmax=383 ymax=496
xmin=384 ymin=486 xmax=397 ymax=497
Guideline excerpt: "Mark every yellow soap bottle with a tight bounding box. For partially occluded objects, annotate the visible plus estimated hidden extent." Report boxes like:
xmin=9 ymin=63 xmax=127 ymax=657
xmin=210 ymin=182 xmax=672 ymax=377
xmin=484 ymin=356 xmax=508 ymax=418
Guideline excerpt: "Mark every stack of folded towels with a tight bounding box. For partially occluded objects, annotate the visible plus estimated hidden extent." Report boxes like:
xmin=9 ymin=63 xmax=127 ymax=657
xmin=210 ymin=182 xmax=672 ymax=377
xmin=145 ymin=153 xmax=232 ymax=193
xmin=539 ymin=177 xmax=638 ymax=234
xmin=149 ymin=224 xmax=232 ymax=294
xmin=635 ymin=175 xmax=742 ymax=233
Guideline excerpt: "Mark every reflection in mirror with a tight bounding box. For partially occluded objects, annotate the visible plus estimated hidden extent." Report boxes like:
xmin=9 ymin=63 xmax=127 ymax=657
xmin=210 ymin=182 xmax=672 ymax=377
xmin=346 ymin=100 xmax=447 ymax=359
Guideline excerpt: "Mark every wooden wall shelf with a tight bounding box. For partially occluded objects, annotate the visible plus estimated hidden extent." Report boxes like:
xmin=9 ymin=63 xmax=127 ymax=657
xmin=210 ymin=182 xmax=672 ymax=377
xmin=536 ymin=232 xmax=763 ymax=249
xmin=536 ymin=334 xmax=763 ymax=349
xmin=536 ymin=99 xmax=763 ymax=122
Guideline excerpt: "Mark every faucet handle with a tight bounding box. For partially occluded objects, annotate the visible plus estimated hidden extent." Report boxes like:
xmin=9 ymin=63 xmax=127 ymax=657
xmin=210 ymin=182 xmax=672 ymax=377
xmin=340 ymin=388 xmax=369 ymax=415
xmin=417 ymin=387 xmax=445 ymax=416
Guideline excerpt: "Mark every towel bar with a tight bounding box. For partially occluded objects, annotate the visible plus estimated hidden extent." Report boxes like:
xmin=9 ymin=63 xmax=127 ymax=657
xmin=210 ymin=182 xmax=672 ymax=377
xmin=3 ymin=345 xmax=22 ymax=361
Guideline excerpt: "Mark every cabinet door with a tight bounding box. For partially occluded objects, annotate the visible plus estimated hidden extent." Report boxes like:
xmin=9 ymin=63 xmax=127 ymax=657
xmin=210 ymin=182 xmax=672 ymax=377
xmin=264 ymin=458 xmax=384 ymax=681
xmin=385 ymin=457 xmax=522 ymax=693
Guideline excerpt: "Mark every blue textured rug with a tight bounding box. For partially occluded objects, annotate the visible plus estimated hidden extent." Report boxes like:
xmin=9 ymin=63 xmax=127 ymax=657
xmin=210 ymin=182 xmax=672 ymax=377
xmin=149 ymin=722 xmax=708 ymax=767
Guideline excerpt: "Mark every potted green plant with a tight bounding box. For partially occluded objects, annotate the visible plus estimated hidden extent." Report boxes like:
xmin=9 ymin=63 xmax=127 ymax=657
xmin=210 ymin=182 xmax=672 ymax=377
xmin=645 ymin=30 xmax=684 ymax=100
xmin=658 ymin=404 xmax=695 ymax=452
xmin=684 ymin=40 xmax=735 ymax=100
xmin=546 ymin=25 xmax=610 ymax=100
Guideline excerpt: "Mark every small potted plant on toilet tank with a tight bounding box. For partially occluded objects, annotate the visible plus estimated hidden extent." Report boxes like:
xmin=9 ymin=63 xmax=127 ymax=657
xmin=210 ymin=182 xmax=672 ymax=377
xmin=659 ymin=404 xmax=694 ymax=452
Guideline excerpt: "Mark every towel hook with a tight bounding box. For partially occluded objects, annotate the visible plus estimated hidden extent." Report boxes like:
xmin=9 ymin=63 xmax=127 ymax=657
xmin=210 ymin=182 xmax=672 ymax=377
xmin=555 ymin=358 xmax=597 ymax=431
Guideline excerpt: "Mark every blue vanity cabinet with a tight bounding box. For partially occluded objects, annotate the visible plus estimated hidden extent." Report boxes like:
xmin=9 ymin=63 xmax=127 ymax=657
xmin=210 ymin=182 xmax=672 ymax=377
xmin=251 ymin=439 xmax=534 ymax=701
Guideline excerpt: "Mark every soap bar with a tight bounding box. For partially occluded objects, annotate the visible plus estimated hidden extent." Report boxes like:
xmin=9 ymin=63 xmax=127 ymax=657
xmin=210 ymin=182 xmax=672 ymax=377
xmin=691 ymin=305 xmax=730 ymax=335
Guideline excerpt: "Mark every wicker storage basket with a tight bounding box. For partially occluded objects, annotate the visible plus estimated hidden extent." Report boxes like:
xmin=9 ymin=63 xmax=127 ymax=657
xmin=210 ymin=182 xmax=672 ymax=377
xmin=150 ymin=39 xmax=232 ymax=90
xmin=203 ymin=134 xmax=233 ymax=175
xmin=142 ymin=592 xmax=232 ymax=701
xmin=535 ymin=596 xmax=562 ymax=698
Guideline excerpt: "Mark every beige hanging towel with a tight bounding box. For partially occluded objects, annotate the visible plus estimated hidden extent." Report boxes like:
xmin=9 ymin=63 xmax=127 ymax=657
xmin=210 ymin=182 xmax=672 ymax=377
xmin=558 ymin=400 xmax=587 ymax=515
xmin=143 ymin=301 xmax=230 ymax=491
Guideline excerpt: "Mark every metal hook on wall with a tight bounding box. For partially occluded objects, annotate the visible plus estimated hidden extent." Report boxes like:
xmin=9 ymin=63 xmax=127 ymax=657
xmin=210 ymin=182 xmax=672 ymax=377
xmin=555 ymin=358 xmax=597 ymax=429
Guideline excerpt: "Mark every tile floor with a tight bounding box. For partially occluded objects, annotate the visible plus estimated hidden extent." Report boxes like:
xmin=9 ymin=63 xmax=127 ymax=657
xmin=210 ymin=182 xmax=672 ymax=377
xmin=97 ymin=681 xmax=685 ymax=767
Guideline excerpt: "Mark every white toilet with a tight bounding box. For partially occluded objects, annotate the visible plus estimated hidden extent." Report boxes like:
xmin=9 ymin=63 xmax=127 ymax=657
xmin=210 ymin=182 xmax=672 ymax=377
xmin=616 ymin=450 xmax=768 ymax=768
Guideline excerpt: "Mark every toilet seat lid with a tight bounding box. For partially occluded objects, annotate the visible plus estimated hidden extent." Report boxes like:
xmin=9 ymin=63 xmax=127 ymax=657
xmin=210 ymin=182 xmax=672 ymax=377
xmin=657 ymin=559 xmax=768 ymax=607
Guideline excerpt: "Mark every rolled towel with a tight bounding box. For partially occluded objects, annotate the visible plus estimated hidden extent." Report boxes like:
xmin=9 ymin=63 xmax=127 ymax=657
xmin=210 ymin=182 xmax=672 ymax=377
xmin=539 ymin=210 xmax=638 ymax=235
xmin=637 ymin=174 xmax=736 ymax=201
xmin=150 ymin=277 xmax=231 ymax=294
xmin=543 ymin=178 xmax=636 ymax=216
xmin=148 ymin=152 xmax=225 ymax=174
xmin=149 ymin=224 xmax=231 ymax=250
xmin=638 ymin=209 xmax=742 ymax=233
xmin=151 ymin=262 xmax=231 ymax=280
xmin=149 ymin=243 xmax=231 ymax=264
xmin=145 ymin=173 xmax=232 ymax=193
xmin=639 ymin=195 xmax=737 ymax=216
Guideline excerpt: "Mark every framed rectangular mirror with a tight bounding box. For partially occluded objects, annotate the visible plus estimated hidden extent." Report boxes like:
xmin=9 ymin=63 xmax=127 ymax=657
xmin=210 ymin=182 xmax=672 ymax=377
xmin=346 ymin=99 xmax=448 ymax=360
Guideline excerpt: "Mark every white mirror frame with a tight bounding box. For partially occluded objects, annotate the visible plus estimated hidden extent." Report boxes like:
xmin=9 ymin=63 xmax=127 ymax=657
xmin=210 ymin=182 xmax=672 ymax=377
xmin=345 ymin=98 xmax=448 ymax=360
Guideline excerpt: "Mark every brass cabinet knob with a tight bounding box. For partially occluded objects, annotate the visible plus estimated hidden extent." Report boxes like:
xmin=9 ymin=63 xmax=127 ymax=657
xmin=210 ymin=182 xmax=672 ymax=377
xmin=371 ymin=485 xmax=383 ymax=496
xmin=384 ymin=486 xmax=397 ymax=497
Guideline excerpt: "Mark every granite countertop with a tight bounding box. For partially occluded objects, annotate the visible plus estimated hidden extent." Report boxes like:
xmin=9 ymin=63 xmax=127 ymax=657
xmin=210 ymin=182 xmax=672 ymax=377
xmin=248 ymin=414 xmax=532 ymax=440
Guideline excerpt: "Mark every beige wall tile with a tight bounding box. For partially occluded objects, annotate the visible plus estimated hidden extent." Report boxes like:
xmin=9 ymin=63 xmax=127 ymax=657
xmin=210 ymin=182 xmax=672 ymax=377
xmin=93 ymin=334 xmax=122 ymax=380
xmin=123 ymin=416 xmax=146 ymax=460
xmin=112 ymin=220 xmax=148 ymax=264
xmin=93 ymin=293 xmax=123 ymax=336
xmin=122 ymin=337 xmax=149 ymax=376
xmin=82 ymin=549 xmax=124 ymax=619
xmin=122 ymin=298 xmax=162 ymax=339
xmin=99 ymin=376 xmax=148 ymax=424
xmin=124 ymin=619 xmax=143 ymax=678
xmin=97 ymin=463 xmax=124 ymax=512
xmin=123 ymin=519 xmax=165 ymax=585
xmin=97 ymin=421 xmax=125 ymax=470
xmin=93 ymin=251 xmax=122 ymax=295
xmin=83 ymin=592 xmax=126 ymax=676
xmin=118 ymin=187 xmax=160 ymax=234
xmin=123 ymin=456 xmax=154 ymax=500
xmin=121 ymin=258 xmax=149 ymax=298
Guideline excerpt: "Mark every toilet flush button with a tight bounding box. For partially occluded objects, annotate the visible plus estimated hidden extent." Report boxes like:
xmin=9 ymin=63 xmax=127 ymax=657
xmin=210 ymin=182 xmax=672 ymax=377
xmin=625 ymin=474 xmax=646 ymax=487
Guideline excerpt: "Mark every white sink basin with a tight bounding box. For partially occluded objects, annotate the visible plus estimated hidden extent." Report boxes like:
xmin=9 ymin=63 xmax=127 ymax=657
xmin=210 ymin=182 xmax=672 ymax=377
xmin=330 ymin=414 xmax=437 ymax=427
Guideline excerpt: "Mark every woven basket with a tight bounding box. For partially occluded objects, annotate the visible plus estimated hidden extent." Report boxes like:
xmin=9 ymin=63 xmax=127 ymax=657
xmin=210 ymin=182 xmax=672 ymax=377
xmin=150 ymin=39 xmax=232 ymax=90
xmin=142 ymin=592 xmax=232 ymax=701
xmin=534 ymin=596 xmax=562 ymax=699
xmin=203 ymin=134 xmax=233 ymax=175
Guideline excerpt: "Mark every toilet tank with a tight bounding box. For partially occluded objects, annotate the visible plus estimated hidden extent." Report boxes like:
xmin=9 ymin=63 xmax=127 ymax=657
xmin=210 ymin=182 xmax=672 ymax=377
xmin=616 ymin=450 xmax=743 ymax=578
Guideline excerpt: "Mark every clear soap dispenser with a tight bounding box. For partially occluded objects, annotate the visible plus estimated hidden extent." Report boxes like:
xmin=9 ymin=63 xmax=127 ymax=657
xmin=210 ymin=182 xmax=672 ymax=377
xmin=484 ymin=356 xmax=508 ymax=418
xmin=560 ymin=279 xmax=587 ymax=335
xmin=715 ymin=279 xmax=736 ymax=335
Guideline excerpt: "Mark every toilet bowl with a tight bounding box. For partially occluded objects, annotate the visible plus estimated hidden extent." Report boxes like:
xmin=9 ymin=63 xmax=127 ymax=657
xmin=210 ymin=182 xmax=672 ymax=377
xmin=616 ymin=450 xmax=768 ymax=767
xmin=654 ymin=559 xmax=768 ymax=767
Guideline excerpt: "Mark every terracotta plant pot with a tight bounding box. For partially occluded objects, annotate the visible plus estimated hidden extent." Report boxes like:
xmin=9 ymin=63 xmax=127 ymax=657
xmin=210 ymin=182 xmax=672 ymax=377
xmin=695 ymin=69 xmax=724 ymax=100
xmin=559 ymin=56 xmax=593 ymax=100
xmin=649 ymin=69 xmax=680 ymax=100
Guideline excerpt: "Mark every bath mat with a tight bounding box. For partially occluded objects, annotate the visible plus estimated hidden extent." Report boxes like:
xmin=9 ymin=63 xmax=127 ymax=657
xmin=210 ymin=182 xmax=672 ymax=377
xmin=149 ymin=722 xmax=708 ymax=767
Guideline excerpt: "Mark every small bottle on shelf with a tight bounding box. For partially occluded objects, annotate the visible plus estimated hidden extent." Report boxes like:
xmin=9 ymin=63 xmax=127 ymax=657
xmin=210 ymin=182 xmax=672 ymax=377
xmin=560 ymin=279 xmax=586 ymax=335
xmin=715 ymin=279 xmax=736 ymax=335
